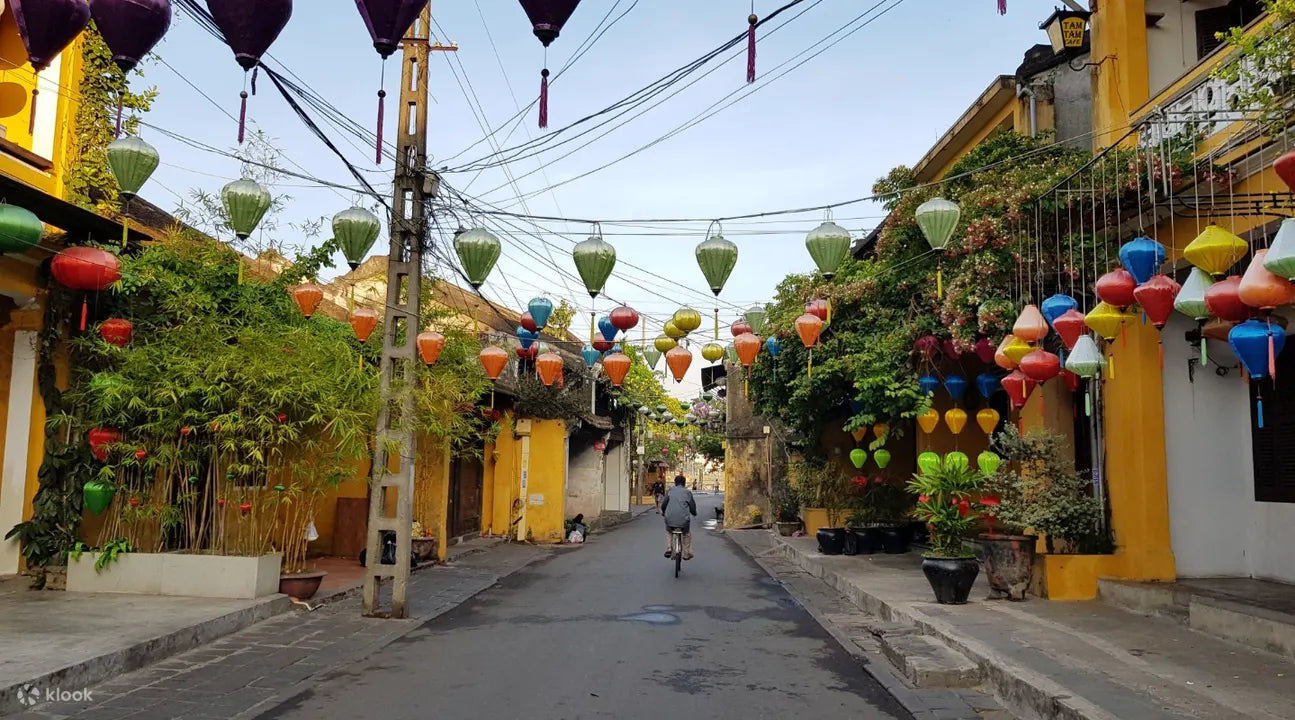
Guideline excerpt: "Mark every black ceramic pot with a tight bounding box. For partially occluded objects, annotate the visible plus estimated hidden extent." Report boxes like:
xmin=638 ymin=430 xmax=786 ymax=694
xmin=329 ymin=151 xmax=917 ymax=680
xmin=921 ymin=556 xmax=980 ymax=604
xmin=816 ymin=527 xmax=847 ymax=555
xmin=849 ymin=527 xmax=883 ymax=555
xmin=879 ymin=525 xmax=910 ymax=554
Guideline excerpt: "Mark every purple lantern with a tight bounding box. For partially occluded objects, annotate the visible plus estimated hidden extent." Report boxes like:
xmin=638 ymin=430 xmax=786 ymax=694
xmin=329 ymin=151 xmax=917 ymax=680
xmin=517 ymin=0 xmax=582 ymax=129
xmin=206 ymin=0 xmax=294 ymax=143
xmin=10 ymin=0 xmax=91 ymax=134
xmin=90 ymin=0 xmax=172 ymax=136
xmin=353 ymin=0 xmax=428 ymax=163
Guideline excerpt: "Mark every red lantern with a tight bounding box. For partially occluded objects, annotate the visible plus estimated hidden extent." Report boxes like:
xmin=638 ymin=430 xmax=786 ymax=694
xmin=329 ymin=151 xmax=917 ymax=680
xmin=1095 ymin=269 xmax=1137 ymax=309
xmin=520 ymin=311 xmax=538 ymax=333
xmin=914 ymin=334 xmax=941 ymax=362
xmin=135 ymin=449 xmax=147 ymax=460
xmin=665 ymin=346 xmax=692 ymax=382
xmin=53 ymin=246 xmax=122 ymax=330
xmin=610 ymin=305 xmax=639 ymax=333
xmin=603 ymin=352 xmax=631 ymax=386
xmin=1019 ymin=349 xmax=1061 ymax=383
xmin=417 ymin=331 xmax=446 ymax=365
xmin=1001 ymin=369 xmax=1038 ymax=408
xmin=88 ymin=428 xmax=121 ymax=462
xmin=536 ymin=352 xmax=563 ymax=386
xmin=1277 ymin=149 xmax=1295 ymax=192
xmin=1205 ymin=275 xmax=1250 ymax=322
xmin=1052 ymin=309 xmax=1087 ymax=351
xmin=805 ymin=299 xmax=828 ymax=322
xmin=99 ymin=318 xmax=132 ymax=347
xmin=734 ymin=333 xmax=761 ymax=368
xmin=942 ymin=339 xmax=962 ymax=361
xmin=592 ymin=332 xmax=614 ymax=353
xmin=480 ymin=346 xmax=509 ymax=380
xmin=1133 ymin=275 xmax=1181 ymax=329
xmin=795 ymin=313 xmax=823 ymax=348
xmin=277 ymin=413 xmax=287 ymax=423
xmin=292 ymin=283 xmax=323 ymax=318
xmin=515 ymin=345 xmax=538 ymax=360
xmin=180 ymin=426 xmax=192 ymax=437
xmin=129 ymin=497 xmax=142 ymax=508
xmin=239 ymin=500 xmax=253 ymax=515
xmin=973 ymin=337 xmax=995 ymax=364
xmin=349 ymin=308 xmax=380 ymax=343
xmin=730 ymin=319 xmax=752 ymax=337
xmin=1062 ymin=369 xmax=1080 ymax=393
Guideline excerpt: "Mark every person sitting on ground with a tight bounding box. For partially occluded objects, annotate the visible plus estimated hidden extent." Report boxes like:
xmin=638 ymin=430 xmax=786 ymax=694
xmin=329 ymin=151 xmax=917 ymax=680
xmin=661 ymin=474 xmax=697 ymax=560
xmin=568 ymin=513 xmax=586 ymax=543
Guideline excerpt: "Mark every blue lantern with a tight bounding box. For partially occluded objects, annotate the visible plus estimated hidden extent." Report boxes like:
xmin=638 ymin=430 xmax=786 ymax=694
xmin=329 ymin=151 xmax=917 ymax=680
xmin=528 ymin=297 xmax=554 ymax=329
xmin=581 ymin=344 xmax=600 ymax=369
xmin=1041 ymin=294 xmax=1079 ymax=328
xmin=765 ymin=336 xmax=781 ymax=357
xmin=847 ymin=400 xmax=865 ymax=416
xmin=607 ymin=344 xmax=623 ymax=356
xmin=598 ymin=315 xmax=618 ymax=341
xmin=517 ymin=326 xmax=538 ymax=350
xmin=975 ymin=372 xmax=1002 ymax=399
xmin=1230 ymin=319 xmax=1286 ymax=428
xmin=1119 ymin=236 xmax=1167 ymax=286
xmin=944 ymin=374 xmax=968 ymax=403
xmin=918 ymin=374 xmax=940 ymax=396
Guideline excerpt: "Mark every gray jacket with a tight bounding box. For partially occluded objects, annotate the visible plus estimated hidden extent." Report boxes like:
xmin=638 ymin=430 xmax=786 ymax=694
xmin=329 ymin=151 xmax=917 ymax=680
xmin=661 ymin=485 xmax=697 ymax=529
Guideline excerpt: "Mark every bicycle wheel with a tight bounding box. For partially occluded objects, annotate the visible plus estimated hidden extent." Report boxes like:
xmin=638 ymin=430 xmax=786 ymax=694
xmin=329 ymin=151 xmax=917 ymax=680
xmin=674 ymin=535 xmax=682 ymax=578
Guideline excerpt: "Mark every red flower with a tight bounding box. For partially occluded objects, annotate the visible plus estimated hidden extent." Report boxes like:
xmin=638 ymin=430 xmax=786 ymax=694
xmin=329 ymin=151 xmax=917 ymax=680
xmin=958 ymin=499 xmax=972 ymax=518
xmin=918 ymin=494 xmax=930 ymax=503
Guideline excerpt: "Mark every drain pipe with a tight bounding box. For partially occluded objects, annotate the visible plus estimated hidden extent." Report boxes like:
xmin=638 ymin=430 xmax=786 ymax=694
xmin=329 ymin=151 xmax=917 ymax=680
xmin=1017 ymin=81 xmax=1037 ymax=137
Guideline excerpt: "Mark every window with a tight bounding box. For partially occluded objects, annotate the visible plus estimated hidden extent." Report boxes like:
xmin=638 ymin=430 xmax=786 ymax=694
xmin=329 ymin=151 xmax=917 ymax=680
xmin=1196 ymin=0 xmax=1264 ymax=60
xmin=1250 ymin=339 xmax=1295 ymax=503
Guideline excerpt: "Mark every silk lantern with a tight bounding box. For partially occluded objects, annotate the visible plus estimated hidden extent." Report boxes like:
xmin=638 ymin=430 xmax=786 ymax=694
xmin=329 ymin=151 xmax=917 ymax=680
xmin=1052 ymin=309 xmax=1087 ymax=351
xmin=520 ymin=312 xmax=538 ymax=333
xmin=917 ymin=408 xmax=939 ymax=434
xmin=11 ymin=0 xmax=91 ymax=133
xmin=805 ymin=220 xmax=852 ymax=280
xmin=517 ymin=0 xmax=582 ymax=128
xmin=945 ymin=408 xmax=968 ymax=434
xmin=610 ymin=305 xmax=639 ymax=333
xmin=915 ymin=197 xmax=960 ymax=296
xmin=1002 ymin=369 xmax=1038 ymax=408
xmin=1013 ymin=304 xmax=1049 ymax=343
xmin=1085 ymin=302 xmax=1128 ymax=341
xmin=88 ymin=427 xmax=121 ymax=462
xmin=917 ymin=451 xmax=941 ymax=476
xmin=453 ymin=228 xmax=501 ymax=290
xmin=1230 ymin=319 xmax=1287 ymax=428
xmin=1003 ymin=335 xmax=1033 ymax=365
xmin=1205 ymin=275 xmax=1249 ymax=322
xmin=221 ymin=178 xmax=272 ymax=240
xmin=581 ymin=344 xmax=599 ymax=369
xmin=106 ymin=136 xmax=160 ymax=203
xmin=1134 ymin=274 xmax=1181 ymax=367
xmin=943 ymin=339 xmax=963 ymax=360
xmin=1176 ymin=267 xmax=1213 ymax=320
xmin=99 ymin=318 xmax=132 ymax=347
xmin=528 ymin=297 xmax=554 ymax=329
xmin=653 ymin=335 xmax=677 ymax=353
xmin=874 ymin=448 xmax=891 ymax=469
xmin=665 ymin=346 xmax=692 ymax=382
xmin=352 ymin=0 xmax=427 ymax=161
xmin=479 ymin=346 xmax=508 ymax=380
xmin=1185 ymin=225 xmax=1247 ymax=278
xmin=52 ymin=246 xmax=122 ymax=330
xmin=994 ymin=335 xmax=1018 ymax=370
xmin=1041 ymin=294 xmax=1079 ymax=328
xmin=291 ymin=283 xmax=323 ymax=317
xmin=598 ymin=315 xmax=618 ymax=342
xmin=977 ymin=451 xmax=1002 ymax=475
xmin=82 ymin=479 xmax=116 ymax=515
xmin=1065 ymin=335 xmax=1104 ymax=379
xmin=744 ymin=305 xmax=767 ymax=334
xmin=1095 ymin=269 xmax=1137 ymax=309
xmin=673 ymin=307 xmax=702 ymax=334
xmin=873 ymin=422 xmax=888 ymax=439
xmin=573 ymin=232 xmax=616 ymax=298
xmin=0 ymin=203 xmax=44 ymax=255
xmin=1239 ymin=249 xmax=1295 ymax=310
xmin=1264 ymin=218 xmax=1295 ymax=280
xmin=975 ymin=372 xmax=1001 ymax=399
xmin=702 ymin=342 xmax=724 ymax=363
xmin=796 ymin=313 xmax=823 ymax=347
xmin=206 ymin=0 xmax=293 ymax=143
xmin=849 ymin=426 xmax=866 ymax=443
xmin=517 ymin=326 xmax=538 ymax=351
xmin=944 ymin=374 xmax=967 ymax=403
xmin=349 ymin=308 xmax=379 ymax=343
xmin=417 ymin=331 xmax=445 ymax=365
xmin=976 ymin=408 xmax=1000 ymax=434
xmin=1119 ymin=236 xmax=1166 ymax=285
xmin=734 ymin=332 xmax=761 ymax=370
xmin=766 ymin=336 xmax=781 ymax=357
xmin=974 ymin=337 xmax=996 ymax=364
xmin=1277 ymin=149 xmax=1295 ymax=192
xmin=849 ymin=448 xmax=867 ymax=469
xmin=696 ymin=229 xmax=738 ymax=295
xmin=644 ymin=347 xmax=662 ymax=369
xmin=91 ymin=0 xmax=172 ymax=75
xmin=914 ymin=334 xmax=941 ymax=362
xmin=663 ymin=321 xmax=685 ymax=340
xmin=592 ymin=332 xmax=613 ymax=353
xmin=1020 ymin=349 xmax=1061 ymax=383
xmin=334 ymin=206 xmax=381 ymax=270
xmin=730 ymin=319 xmax=753 ymax=337
xmin=536 ymin=352 xmax=563 ymax=386
xmin=945 ymin=451 xmax=970 ymax=472
xmin=918 ymin=374 xmax=939 ymax=396
xmin=603 ymin=352 xmax=631 ymax=387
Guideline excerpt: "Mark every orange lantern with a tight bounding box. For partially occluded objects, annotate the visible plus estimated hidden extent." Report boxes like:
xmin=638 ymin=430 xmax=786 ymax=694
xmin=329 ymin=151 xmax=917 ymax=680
xmin=479 ymin=346 xmax=508 ymax=380
xmin=417 ymin=331 xmax=446 ymax=365
xmin=795 ymin=313 xmax=823 ymax=347
xmin=734 ymin=332 xmax=761 ymax=370
xmin=1012 ymin=304 xmax=1048 ymax=343
xmin=603 ymin=352 xmax=631 ymax=387
xmin=536 ymin=352 xmax=563 ymax=386
xmin=349 ymin=308 xmax=379 ymax=343
xmin=665 ymin=346 xmax=692 ymax=382
xmin=1239 ymin=249 xmax=1295 ymax=310
xmin=293 ymin=283 xmax=324 ymax=318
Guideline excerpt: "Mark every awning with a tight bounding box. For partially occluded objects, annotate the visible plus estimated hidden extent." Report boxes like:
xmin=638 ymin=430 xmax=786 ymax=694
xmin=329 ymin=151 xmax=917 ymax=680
xmin=0 ymin=172 xmax=154 ymax=245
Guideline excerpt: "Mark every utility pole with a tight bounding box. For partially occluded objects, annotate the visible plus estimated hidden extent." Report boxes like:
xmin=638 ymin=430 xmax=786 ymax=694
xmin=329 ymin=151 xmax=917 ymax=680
xmin=363 ymin=6 xmax=455 ymax=618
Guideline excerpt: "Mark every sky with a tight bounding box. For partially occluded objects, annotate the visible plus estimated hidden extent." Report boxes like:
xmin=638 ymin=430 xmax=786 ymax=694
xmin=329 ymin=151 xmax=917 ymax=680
xmin=136 ymin=0 xmax=1058 ymax=398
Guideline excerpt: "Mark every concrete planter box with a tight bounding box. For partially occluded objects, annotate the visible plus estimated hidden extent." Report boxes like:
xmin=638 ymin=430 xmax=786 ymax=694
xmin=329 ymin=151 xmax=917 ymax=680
xmin=67 ymin=552 xmax=282 ymax=599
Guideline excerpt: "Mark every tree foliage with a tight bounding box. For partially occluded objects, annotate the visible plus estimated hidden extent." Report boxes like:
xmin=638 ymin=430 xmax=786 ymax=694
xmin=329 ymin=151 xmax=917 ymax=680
xmin=1218 ymin=1 xmax=1295 ymax=135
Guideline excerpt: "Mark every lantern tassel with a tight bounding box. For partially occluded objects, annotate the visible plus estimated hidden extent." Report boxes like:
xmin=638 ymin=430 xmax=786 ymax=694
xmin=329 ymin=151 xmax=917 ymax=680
xmin=238 ymin=90 xmax=248 ymax=145
xmin=1258 ymin=395 xmax=1265 ymax=429
xmin=746 ymin=14 xmax=757 ymax=83
xmin=808 ymin=348 xmax=813 ymax=378
xmin=827 ymin=298 xmax=832 ymax=325
xmin=28 ymin=87 xmax=37 ymax=136
xmin=1158 ymin=339 xmax=1164 ymax=370
xmin=121 ymin=217 xmax=129 ymax=249
xmin=1202 ymin=336 xmax=1208 ymax=365
xmin=538 ymin=69 xmax=550 ymax=130
xmin=714 ymin=308 xmax=719 ymax=341
xmin=1269 ymin=320 xmax=1277 ymax=381
xmin=998 ymin=0 xmax=1007 ymax=15
xmin=936 ymin=264 xmax=943 ymax=299
xmin=1085 ymin=389 xmax=1092 ymax=417
xmin=79 ymin=297 xmax=87 ymax=332
xmin=375 ymin=90 xmax=386 ymax=165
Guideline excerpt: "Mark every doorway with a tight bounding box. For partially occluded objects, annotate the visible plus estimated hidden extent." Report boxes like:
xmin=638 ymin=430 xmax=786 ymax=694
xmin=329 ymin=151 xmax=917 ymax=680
xmin=448 ymin=455 xmax=483 ymax=539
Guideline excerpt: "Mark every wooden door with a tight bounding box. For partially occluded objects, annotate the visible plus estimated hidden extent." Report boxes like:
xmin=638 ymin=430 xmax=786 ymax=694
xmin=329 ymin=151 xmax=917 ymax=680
xmin=449 ymin=456 xmax=483 ymax=538
xmin=333 ymin=497 xmax=368 ymax=559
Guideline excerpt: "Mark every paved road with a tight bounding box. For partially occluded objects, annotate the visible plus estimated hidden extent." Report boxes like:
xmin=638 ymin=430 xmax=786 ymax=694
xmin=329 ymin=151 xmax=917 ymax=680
xmin=264 ymin=494 xmax=911 ymax=720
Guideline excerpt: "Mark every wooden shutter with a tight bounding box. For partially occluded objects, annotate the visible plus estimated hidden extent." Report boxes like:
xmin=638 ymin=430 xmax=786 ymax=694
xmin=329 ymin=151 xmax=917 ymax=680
xmin=1197 ymin=1 xmax=1264 ymax=61
xmin=1251 ymin=341 xmax=1295 ymax=503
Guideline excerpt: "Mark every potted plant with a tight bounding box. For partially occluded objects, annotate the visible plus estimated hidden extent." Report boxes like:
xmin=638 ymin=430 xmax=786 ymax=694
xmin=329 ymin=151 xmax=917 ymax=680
xmin=868 ymin=481 xmax=915 ymax=554
xmin=772 ymin=476 xmax=803 ymax=537
xmin=273 ymin=459 xmax=350 ymax=601
xmin=908 ymin=453 xmax=987 ymax=604
xmin=791 ymin=459 xmax=850 ymax=555
xmin=845 ymin=510 xmax=883 ymax=554
xmin=411 ymin=520 xmax=437 ymax=563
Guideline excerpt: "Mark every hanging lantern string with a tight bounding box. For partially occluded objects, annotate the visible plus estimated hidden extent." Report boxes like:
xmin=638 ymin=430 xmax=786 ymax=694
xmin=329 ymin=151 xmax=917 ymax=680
xmin=28 ymin=70 xmax=40 ymax=136
xmin=376 ymin=59 xmax=387 ymax=165
xmin=238 ymin=72 xmax=249 ymax=145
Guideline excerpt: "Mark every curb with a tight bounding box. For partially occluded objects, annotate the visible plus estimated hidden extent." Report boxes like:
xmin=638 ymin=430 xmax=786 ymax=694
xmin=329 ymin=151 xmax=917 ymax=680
xmin=770 ymin=534 xmax=1117 ymax=720
xmin=0 ymin=594 xmax=290 ymax=716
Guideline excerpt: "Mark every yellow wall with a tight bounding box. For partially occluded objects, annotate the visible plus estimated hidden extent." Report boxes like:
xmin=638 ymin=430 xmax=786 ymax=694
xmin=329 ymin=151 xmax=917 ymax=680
xmin=0 ymin=18 xmax=82 ymax=195
xmin=523 ymin=419 xmax=567 ymax=543
xmin=1091 ymin=0 xmax=1150 ymax=146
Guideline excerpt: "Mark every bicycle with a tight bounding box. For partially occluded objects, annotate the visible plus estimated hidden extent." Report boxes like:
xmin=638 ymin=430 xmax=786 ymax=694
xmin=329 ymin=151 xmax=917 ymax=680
xmin=669 ymin=528 xmax=684 ymax=578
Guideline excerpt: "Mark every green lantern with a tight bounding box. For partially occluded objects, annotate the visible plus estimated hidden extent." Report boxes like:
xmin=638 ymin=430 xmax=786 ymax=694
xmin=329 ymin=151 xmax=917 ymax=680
xmin=573 ymin=233 xmax=616 ymax=298
xmin=743 ymin=304 xmax=767 ymax=334
xmin=977 ymin=451 xmax=1001 ymax=475
xmin=453 ymin=227 xmax=502 ymax=290
xmin=805 ymin=220 xmax=852 ymax=280
xmin=695 ymin=229 xmax=738 ymax=296
xmin=849 ymin=448 xmax=867 ymax=469
xmin=0 ymin=204 xmax=45 ymax=254
xmin=915 ymin=197 xmax=960 ymax=251
xmin=82 ymin=480 xmax=116 ymax=515
xmin=655 ymin=404 xmax=668 ymax=414
xmin=221 ymin=178 xmax=273 ymax=240
xmin=917 ymin=451 xmax=941 ymax=476
xmin=725 ymin=343 xmax=739 ymax=365
xmin=644 ymin=347 xmax=663 ymax=369
xmin=873 ymin=448 xmax=891 ymax=469
xmin=106 ymin=136 xmax=160 ymax=202
xmin=333 ymin=207 xmax=382 ymax=271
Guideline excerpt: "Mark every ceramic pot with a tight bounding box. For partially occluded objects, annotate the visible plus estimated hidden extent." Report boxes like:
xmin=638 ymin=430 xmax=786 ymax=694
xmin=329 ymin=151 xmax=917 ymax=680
xmin=278 ymin=571 xmax=327 ymax=600
xmin=921 ymin=557 xmax=979 ymax=605
xmin=979 ymin=534 xmax=1037 ymax=601
xmin=816 ymin=527 xmax=847 ymax=555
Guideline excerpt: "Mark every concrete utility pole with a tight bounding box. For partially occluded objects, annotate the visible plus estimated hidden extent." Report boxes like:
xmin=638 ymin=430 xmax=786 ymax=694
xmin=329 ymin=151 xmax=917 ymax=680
xmin=363 ymin=6 xmax=453 ymax=618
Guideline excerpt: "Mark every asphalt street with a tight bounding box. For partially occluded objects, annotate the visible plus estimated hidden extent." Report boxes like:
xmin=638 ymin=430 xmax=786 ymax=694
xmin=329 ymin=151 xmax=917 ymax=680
xmin=263 ymin=493 xmax=912 ymax=720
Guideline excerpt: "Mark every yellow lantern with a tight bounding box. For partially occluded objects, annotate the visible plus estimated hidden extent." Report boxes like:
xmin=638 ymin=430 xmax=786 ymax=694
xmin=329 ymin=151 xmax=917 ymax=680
xmin=1085 ymin=301 xmax=1129 ymax=341
xmin=701 ymin=342 xmax=724 ymax=362
xmin=850 ymin=426 xmax=867 ymax=443
xmin=663 ymin=320 xmax=686 ymax=339
xmin=672 ymin=307 xmax=702 ymax=334
xmin=1184 ymin=224 xmax=1248 ymax=278
xmin=917 ymin=408 xmax=939 ymax=434
xmin=1003 ymin=335 xmax=1033 ymax=365
xmin=976 ymin=408 xmax=1000 ymax=434
xmin=944 ymin=408 xmax=968 ymax=435
xmin=872 ymin=422 xmax=888 ymax=439
xmin=654 ymin=335 xmax=678 ymax=352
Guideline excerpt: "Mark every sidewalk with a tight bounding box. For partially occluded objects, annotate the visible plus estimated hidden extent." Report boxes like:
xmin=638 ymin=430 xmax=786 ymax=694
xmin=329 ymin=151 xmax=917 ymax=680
xmin=0 ymin=535 xmax=514 ymax=717
xmin=9 ymin=542 xmax=550 ymax=719
xmin=732 ymin=530 xmax=1295 ymax=720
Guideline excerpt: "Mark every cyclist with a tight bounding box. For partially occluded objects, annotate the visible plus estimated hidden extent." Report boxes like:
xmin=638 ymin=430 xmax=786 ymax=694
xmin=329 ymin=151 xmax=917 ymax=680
xmin=661 ymin=474 xmax=697 ymax=560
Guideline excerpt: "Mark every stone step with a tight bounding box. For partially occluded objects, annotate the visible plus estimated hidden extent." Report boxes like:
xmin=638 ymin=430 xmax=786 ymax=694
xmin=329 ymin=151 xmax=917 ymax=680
xmin=879 ymin=633 xmax=982 ymax=688
xmin=1098 ymin=579 xmax=1189 ymax=624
